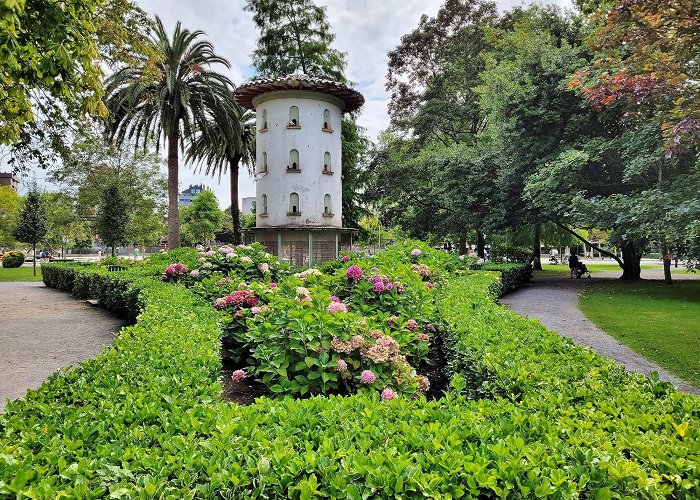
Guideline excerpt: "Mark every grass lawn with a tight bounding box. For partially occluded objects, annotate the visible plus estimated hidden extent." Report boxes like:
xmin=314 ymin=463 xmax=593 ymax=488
xmin=537 ymin=262 xmax=660 ymax=276
xmin=579 ymin=280 xmax=700 ymax=387
xmin=0 ymin=265 xmax=43 ymax=281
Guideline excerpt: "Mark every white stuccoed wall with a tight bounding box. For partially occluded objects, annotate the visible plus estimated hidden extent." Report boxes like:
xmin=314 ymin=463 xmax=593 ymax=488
xmin=253 ymin=90 xmax=343 ymax=228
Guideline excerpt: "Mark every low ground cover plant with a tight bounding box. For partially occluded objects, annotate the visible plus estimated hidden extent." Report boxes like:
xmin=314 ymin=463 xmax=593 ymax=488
xmin=0 ymin=243 xmax=697 ymax=497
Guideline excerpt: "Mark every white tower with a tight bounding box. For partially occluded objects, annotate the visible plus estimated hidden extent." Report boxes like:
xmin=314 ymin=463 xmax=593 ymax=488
xmin=235 ymin=75 xmax=364 ymax=266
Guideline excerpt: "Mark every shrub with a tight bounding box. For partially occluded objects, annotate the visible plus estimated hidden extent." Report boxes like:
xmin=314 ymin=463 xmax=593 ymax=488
xmin=0 ymin=249 xmax=695 ymax=497
xmin=1 ymin=250 xmax=25 ymax=268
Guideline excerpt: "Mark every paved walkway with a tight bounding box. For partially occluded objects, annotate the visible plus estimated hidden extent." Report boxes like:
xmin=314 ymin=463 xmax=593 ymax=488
xmin=0 ymin=282 xmax=125 ymax=412
xmin=500 ymin=270 xmax=700 ymax=396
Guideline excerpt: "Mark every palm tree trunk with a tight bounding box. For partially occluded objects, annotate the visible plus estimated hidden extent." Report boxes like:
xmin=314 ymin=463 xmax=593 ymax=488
xmin=230 ymin=154 xmax=242 ymax=245
xmin=167 ymin=127 xmax=181 ymax=249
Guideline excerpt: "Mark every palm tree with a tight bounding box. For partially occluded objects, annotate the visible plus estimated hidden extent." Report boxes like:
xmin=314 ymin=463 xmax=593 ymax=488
xmin=186 ymin=103 xmax=255 ymax=245
xmin=104 ymin=16 xmax=237 ymax=248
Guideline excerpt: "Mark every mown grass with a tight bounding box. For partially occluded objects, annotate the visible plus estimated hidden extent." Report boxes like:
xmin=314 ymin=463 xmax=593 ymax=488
xmin=0 ymin=265 xmax=43 ymax=281
xmin=579 ymin=280 xmax=700 ymax=387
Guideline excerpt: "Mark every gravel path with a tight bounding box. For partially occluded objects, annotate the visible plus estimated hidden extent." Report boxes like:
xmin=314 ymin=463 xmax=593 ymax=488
xmin=500 ymin=271 xmax=700 ymax=396
xmin=0 ymin=282 xmax=125 ymax=412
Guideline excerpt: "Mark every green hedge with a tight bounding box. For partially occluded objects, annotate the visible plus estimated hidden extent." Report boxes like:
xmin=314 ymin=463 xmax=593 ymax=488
xmin=0 ymin=263 xmax=697 ymax=497
xmin=1 ymin=250 xmax=25 ymax=268
xmin=482 ymin=263 xmax=532 ymax=297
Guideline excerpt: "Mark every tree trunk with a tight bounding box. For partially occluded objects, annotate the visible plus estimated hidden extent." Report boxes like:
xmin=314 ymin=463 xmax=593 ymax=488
xmin=230 ymin=154 xmax=242 ymax=245
xmin=476 ymin=231 xmax=485 ymax=259
xmin=112 ymin=245 xmax=116 ymax=258
xmin=532 ymin=223 xmax=542 ymax=270
xmin=661 ymin=246 xmax=672 ymax=285
xmin=167 ymin=127 xmax=181 ymax=249
xmin=458 ymin=234 xmax=467 ymax=255
xmin=32 ymin=243 xmax=36 ymax=276
xmin=620 ymin=241 xmax=641 ymax=280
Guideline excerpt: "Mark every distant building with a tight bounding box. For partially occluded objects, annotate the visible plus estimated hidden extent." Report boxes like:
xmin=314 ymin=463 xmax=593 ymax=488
xmin=0 ymin=172 xmax=20 ymax=191
xmin=178 ymin=184 xmax=211 ymax=207
xmin=241 ymin=196 xmax=256 ymax=214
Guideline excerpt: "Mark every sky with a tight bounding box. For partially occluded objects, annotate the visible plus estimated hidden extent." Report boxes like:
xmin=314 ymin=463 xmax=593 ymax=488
xmin=15 ymin=0 xmax=574 ymax=206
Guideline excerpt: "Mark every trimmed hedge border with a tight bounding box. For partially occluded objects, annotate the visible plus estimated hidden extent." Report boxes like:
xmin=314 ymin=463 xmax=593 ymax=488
xmin=0 ymin=262 xmax=697 ymax=497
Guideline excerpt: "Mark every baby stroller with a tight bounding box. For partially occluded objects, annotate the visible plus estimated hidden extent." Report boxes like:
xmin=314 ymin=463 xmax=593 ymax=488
xmin=575 ymin=262 xmax=591 ymax=279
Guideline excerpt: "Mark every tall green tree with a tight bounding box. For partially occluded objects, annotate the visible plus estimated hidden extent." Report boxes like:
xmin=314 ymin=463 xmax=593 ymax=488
xmin=1 ymin=0 xmax=154 ymax=170
xmin=186 ymin=104 xmax=255 ymax=245
xmin=0 ymin=186 xmax=22 ymax=248
xmin=44 ymin=193 xmax=91 ymax=257
xmin=0 ymin=0 xmax=105 ymax=144
xmin=104 ymin=16 xmax=236 ymax=249
xmin=476 ymin=7 xmax=586 ymax=268
xmin=96 ymin=182 xmax=129 ymax=257
xmin=244 ymin=0 xmax=346 ymax=81
xmin=13 ymin=187 xmax=47 ymax=276
xmin=386 ymin=0 xmax=498 ymax=144
xmin=181 ymin=191 xmax=222 ymax=246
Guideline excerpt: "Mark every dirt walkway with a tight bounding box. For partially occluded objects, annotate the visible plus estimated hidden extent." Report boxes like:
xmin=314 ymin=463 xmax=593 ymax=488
xmin=0 ymin=282 xmax=125 ymax=412
xmin=500 ymin=272 xmax=700 ymax=396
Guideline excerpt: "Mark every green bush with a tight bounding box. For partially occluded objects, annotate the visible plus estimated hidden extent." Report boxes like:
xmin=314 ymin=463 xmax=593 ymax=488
xmin=1 ymin=250 xmax=25 ymax=268
xmin=483 ymin=262 xmax=532 ymax=297
xmin=0 ymin=251 xmax=697 ymax=497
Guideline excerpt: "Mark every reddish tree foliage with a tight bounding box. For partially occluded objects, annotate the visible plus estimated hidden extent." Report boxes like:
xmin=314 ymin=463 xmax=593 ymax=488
xmin=571 ymin=0 xmax=699 ymax=156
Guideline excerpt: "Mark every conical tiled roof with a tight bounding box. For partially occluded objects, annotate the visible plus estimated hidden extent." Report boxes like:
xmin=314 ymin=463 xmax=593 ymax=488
xmin=234 ymin=74 xmax=364 ymax=112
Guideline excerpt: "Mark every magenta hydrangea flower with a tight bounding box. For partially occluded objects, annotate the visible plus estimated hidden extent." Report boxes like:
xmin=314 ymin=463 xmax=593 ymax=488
xmin=327 ymin=301 xmax=348 ymax=314
xmin=411 ymin=248 xmax=422 ymax=257
xmin=335 ymin=359 xmax=348 ymax=372
xmin=360 ymin=370 xmax=376 ymax=384
xmin=231 ymin=369 xmax=245 ymax=382
xmin=269 ymin=282 xmax=278 ymax=289
xmin=381 ymin=388 xmax=396 ymax=400
xmin=346 ymin=265 xmax=363 ymax=282
xmin=341 ymin=255 xmax=351 ymax=262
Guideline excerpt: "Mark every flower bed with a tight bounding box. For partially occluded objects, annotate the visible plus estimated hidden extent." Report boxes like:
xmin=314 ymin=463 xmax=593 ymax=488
xmin=0 ymin=245 xmax=697 ymax=497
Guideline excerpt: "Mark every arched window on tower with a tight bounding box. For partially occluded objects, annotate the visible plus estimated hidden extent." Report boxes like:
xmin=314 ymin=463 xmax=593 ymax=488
xmin=323 ymin=109 xmax=331 ymax=130
xmin=289 ymin=192 xmax=300 ymax=215
xmin=260 ymin=151 xmax=268 ymax=173
xmin=323 ymin=152 xmax=331 ymax=174
xmin=260 ymin=194 xmax=268 ymax=215
xmin=288 ymin=149 xmax=300 ymax=171
xmin=288 ymin=106 xmax=300 ymax=127
xmin=261 ymin=109 xmax=268 ymax=130
xmin=323 ymin=194 xmax=332 ymax=216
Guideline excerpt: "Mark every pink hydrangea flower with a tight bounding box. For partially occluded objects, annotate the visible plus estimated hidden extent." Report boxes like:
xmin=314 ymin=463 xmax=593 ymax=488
xmin=411 ymin=248 xmax=422 ymax=257
xmin=341 ymin=255 xmax=350 ymax=262
xmin=251 ymin=306 xmax=262 ymax=314
xmin=190 ymin=269 xmax=200 ymax=278
xmin=231 ymin=369 xmax=245 ymax=382
xmin=346 ymin=265 xmax=363 ymax=282
xmin=205 ymin=251 xmax=214 ymax=258
xmin=327 ymin=301 xmax=348 ymax=314
xmin=258 ymin=263 xmax=270 ymax=273
xmin=406 ymin=319 xmax=419 ymax=331
xmin=269 ymin=282 xmax=278 ymax=289
xmin=214 ymin=298 xmax=228 ymax=309
xmin=295 ymin=286 xmax=312 ymax=302
xmin=225 ymin=253 xmax=235 ymax=261
xmin=336 ymin=359 xmax=348 ymax=372
xmin=381 ymin=388 xmax=396 ymax=400
xmin=360 ymin=370 xmax=376 ymax=384
xmin=330 ymin=295 xmax=341 ymax=302
xmin=218 ymin=246 xmax=233 ymax=254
